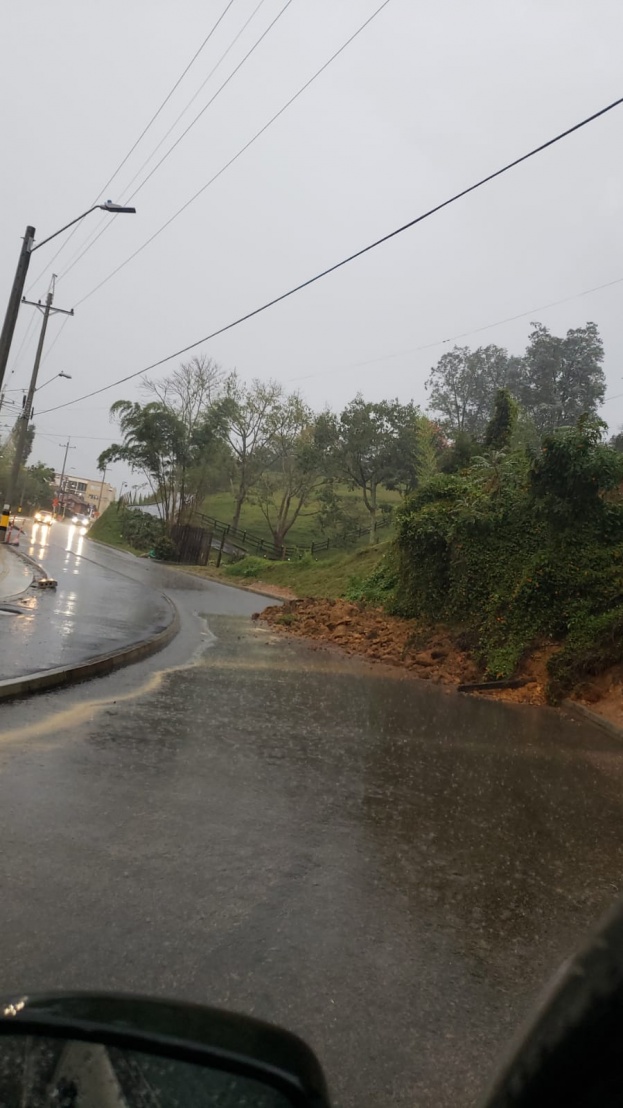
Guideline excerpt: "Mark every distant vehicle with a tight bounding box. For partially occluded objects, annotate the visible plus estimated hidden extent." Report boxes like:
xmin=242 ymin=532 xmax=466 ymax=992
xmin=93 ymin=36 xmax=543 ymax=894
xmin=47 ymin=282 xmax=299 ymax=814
xmin=34 ymin=510 xmax=53 ymax=525
xmin=72 ymin=513 xmax=91 ymax=528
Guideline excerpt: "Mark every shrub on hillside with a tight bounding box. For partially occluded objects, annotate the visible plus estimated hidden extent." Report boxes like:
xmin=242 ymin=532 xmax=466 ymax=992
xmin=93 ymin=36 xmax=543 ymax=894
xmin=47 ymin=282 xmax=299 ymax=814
xmin=391 ymin=416 xmax=623 ymax=698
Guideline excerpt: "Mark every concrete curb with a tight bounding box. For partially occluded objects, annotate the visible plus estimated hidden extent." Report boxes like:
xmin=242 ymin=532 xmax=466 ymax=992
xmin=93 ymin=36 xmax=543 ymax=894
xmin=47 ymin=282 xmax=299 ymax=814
xmin=163 ymin=562 xmax=287 ymax=604
xmin=7 ymin=546 xmax=47 ymax=577
xmin=562 ymin=698 xmax=623 ymax=742
xmin=1 ymin=545 xmax=38 ymax=601
xmin=0 ymin=594 xmax=180 ymax=703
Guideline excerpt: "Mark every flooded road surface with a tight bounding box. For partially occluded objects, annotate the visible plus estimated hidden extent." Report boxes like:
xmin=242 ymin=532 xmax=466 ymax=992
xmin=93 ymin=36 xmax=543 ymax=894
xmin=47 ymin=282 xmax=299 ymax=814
xmin=0 ymin=549 xmax=622 ymax=1107
xmin=1 ymin=522 xmax=172 ymax=678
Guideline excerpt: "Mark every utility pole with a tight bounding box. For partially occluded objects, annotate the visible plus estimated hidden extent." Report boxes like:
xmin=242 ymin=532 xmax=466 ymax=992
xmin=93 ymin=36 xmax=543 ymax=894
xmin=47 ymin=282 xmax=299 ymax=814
xmin=57 ymin=439 xmax=76 ymax=518
xmin=5 ymin=276 xmax=74 ymax=511
xmin=0 ymin=226 xmax=36 ymax=396
xmin=97 ymin=464 xmax=108 ymax=514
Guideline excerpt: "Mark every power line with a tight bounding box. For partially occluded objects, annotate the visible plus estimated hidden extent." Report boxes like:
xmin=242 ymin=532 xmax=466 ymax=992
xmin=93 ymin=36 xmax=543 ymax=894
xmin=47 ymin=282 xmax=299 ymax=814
xmin=120 ymin=0 xmax=270 ymax=199
xmin=5 ymin=309 xmax=39 ymax=379
xmin=72 ymin=0 xmax=395 ymax=308
xmin=39 ymin=315 xmax=72 ymax=368
xmin=38 ymin=92 xmax=623 ymax=418
xmin=56 ymin=0 xmax=270 ymax=284
xmin=122 ymin=0 xmax=295 ymax=205
xmin=287 ymin=273 xmax=623 ymax=382
xmin=94 ymin=0 xmax=238 ymax=202
xmin=25 ymin=0 xmax=237 ymax=294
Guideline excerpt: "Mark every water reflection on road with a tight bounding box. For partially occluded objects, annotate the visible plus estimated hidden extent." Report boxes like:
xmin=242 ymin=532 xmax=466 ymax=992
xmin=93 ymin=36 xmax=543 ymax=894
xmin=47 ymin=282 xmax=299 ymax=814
xmin=1 ymin=521 xmax=172 ymax=680
xmin=0 ymin=595 xmax=621 ymax=1107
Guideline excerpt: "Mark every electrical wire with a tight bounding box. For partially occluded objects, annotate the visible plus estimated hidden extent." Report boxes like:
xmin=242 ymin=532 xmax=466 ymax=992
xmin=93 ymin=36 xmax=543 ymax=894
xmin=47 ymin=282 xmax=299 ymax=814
xmin=287 ymin=273 xmax=623 ymax=382
xmin=72 ymin=0 xmax=394 ymax=308
xmin=56 ymin=0 xmax=270 ymax=284
xmin=94 ymin=0 xmax=238 ymax=202
xmin=5 ymin=309 xmax=39 ymax=378
xmin=12 ymin=0 xmax=393 ymax=412
xmin=25 ymin=0 xmax=238 ymax=294
xmin=39 ymin=316 xmax=72 ymax=369
xmin=59 ymin=0 xmax=296 ymax=285
xmin=37 ymin=92 xmax=623 ymax=419
xmin=120 ymin=0 xmax=269 ymax=198
xmin=124 ymin=0 xmax=295 ymax=203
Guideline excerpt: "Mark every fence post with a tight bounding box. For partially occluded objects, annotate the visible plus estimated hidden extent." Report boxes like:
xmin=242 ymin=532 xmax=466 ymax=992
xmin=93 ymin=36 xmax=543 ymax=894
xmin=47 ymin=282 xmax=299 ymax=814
xmin=215 ymin=531 xmax=226 ymax=568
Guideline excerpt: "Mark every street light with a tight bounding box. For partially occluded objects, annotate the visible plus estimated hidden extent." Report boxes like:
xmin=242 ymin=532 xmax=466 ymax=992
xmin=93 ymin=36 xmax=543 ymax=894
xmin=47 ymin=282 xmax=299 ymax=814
xmin=0 ymin=202 xmax=136 ymax=395
xmin=35 ymin=370 xmax=72 ymax=393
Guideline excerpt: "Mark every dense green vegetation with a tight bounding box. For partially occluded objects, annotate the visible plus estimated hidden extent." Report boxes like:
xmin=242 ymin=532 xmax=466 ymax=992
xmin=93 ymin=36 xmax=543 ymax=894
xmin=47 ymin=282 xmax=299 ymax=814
xmin=96 ymin=356 xmax=433 ymax=551
xmin=89 ymin=504 xmax=165 ymax=555
xmin=84 ymin=320 xmax=623 ymax=703
xmin=359 ymin=411 xmax=623 ymax=701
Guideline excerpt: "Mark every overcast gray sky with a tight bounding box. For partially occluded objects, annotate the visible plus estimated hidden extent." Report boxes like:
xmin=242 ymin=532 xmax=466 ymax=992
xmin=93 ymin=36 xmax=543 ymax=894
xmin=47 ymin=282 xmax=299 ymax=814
xmin=1 ymin=0 xmax=623 ymax=491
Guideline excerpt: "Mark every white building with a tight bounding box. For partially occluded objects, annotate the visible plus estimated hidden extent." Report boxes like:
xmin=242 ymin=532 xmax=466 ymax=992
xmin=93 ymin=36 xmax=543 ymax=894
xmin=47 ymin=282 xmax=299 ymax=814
xmin=53 ymin=473 xmax=117 ymax=515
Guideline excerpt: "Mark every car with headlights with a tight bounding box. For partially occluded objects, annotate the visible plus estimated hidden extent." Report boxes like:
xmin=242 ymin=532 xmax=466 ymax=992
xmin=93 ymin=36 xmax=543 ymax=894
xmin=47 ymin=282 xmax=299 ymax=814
xmin=34 ymin=510 xmax=53 ymax=525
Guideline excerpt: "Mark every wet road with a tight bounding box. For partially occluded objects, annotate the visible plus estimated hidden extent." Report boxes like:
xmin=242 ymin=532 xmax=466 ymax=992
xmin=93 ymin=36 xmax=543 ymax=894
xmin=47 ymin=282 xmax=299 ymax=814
xmin=0 ymin=547 xmax=622 ymax=1107
xmin=1 ymin=522 xmax=174 ymax=679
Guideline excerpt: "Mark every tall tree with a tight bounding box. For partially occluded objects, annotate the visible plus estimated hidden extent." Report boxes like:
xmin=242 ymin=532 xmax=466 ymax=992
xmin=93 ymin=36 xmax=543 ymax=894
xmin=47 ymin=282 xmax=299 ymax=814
xmin=142 ymin=355 xmax=225 ymax=436
xmin=483 ymin=388 xmax=518 ymax=451
xmin=415 ymin=416 xmax=443 ymax=485
xmin=99 ymin=401 xmax=188 ymax=525
xmin=511 ymin=322 xmax=605 ymax=433
xmin=142 ymin=355 xmax=230 ymax=512
xmin=335 ymin=397 xmax=421 ymax=543
xmin=426 ymin=344 xmax=511 ymax=437
xmin=220 ymin=377 xmax=285 ymax=530
xmin=19 ymin=462 xmax=55 ymax=511
xmin=253 ymin=396 xmax=324 ymax=552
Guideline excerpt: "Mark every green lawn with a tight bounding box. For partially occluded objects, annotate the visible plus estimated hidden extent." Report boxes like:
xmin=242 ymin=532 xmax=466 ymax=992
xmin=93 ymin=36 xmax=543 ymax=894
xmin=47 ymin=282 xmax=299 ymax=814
xmin=222 ymin=542 xmax=391 ymax=598
xmin=89 ymin=502 xmax=392 ymax=600
xmin=88 ymin=505 xmax=142 ymax=554
xmin=199 ymin=486 xmax=401 ymax=549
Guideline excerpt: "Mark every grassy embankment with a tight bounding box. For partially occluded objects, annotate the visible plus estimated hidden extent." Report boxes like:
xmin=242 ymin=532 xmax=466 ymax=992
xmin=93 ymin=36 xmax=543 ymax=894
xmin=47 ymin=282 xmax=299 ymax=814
xmin=198 ymin=487 xmax=399 ymax=548
xmin=89 ymin=503 xmax=391 ymax=598
xmin=219 ymin=543 xmax=390 ymax=598
xmin=88 ymin=506 xmax=144 ymax=554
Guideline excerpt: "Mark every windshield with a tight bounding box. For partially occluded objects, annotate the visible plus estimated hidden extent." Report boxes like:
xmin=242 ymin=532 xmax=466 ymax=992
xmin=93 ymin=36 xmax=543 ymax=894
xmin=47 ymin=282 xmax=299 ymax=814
xmin=1 ymin=4 xmax=623 ymax=1106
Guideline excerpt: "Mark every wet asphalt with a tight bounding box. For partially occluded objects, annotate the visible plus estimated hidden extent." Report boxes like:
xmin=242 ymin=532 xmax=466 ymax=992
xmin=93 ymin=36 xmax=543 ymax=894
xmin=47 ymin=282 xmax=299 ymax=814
xmin=0 ymin=537 xmax=622 ymax=1107
xmin=0 ymin=522 xmax=173 ymax=679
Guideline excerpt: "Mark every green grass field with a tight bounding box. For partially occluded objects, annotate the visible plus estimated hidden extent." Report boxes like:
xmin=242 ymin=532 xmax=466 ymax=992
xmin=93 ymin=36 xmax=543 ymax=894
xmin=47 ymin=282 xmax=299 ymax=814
xmin=90 ymin=502 xmax=392 ymax=600
xmin=88 ymin=506 xmax=142 ymax=554
xmin=199 ymin=486 xmax=400 ymax=548
xmin=220 ymin=542 xmax=391 ymax=598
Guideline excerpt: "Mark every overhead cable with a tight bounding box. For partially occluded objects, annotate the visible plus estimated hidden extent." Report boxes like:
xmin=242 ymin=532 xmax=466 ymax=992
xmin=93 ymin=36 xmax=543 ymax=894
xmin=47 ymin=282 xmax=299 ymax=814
xmin=38 ymin=93 xmax=623 ymax=417
xmin=72 ymin=0 xmax=394 ymax=308
xmin=25 ymin=0 xmax=237 ymax=292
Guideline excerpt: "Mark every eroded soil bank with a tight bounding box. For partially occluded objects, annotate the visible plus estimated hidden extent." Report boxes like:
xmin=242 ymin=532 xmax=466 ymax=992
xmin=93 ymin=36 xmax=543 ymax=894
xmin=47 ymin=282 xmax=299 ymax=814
xmin=257 ymin=596 xmax=623 ymax=727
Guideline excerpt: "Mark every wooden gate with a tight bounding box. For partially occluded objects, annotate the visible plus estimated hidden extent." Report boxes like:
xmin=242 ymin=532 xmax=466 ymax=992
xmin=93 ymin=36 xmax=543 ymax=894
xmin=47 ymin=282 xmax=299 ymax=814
xmin=171 ymin=523 xmax=213 ymax=565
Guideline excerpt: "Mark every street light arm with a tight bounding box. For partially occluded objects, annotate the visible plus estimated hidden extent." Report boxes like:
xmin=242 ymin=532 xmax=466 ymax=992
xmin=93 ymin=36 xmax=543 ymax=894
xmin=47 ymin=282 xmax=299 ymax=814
xmin=32 ymin=203 xmax=136 ymax=251
xmin=36 ymin=371 xmax=72 ymax=392
xmin=30 ymin=207 xmax=101 ymax=253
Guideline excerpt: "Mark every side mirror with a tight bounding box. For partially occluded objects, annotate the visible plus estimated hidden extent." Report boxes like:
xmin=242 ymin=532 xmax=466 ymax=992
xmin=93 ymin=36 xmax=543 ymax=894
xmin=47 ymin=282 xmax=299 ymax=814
xmin=0 ymin=993 xmax=330 ymax=1108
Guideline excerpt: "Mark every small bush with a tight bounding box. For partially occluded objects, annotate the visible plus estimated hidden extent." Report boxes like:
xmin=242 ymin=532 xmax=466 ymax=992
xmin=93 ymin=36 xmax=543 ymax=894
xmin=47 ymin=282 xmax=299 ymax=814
xmin=346 ymin=551 xmax=398 ymax=605
xmin=224 ymin=556 xmax=267 ymax=579
xmin=152 ymin=535 xmax=178 ymax=561
xmin=276 ymin=612 xmax=296 ymax=626
xmin=118 ymin=507 xmax=164 ymax=551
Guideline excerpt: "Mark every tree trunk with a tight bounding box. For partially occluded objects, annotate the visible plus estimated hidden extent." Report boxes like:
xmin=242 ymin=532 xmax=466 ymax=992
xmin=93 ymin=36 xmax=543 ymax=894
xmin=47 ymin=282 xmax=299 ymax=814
xmin=231 ymin=491 xmax=245 ymax=531
xmin=368 ymin=483 xmax=377 ymax=545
